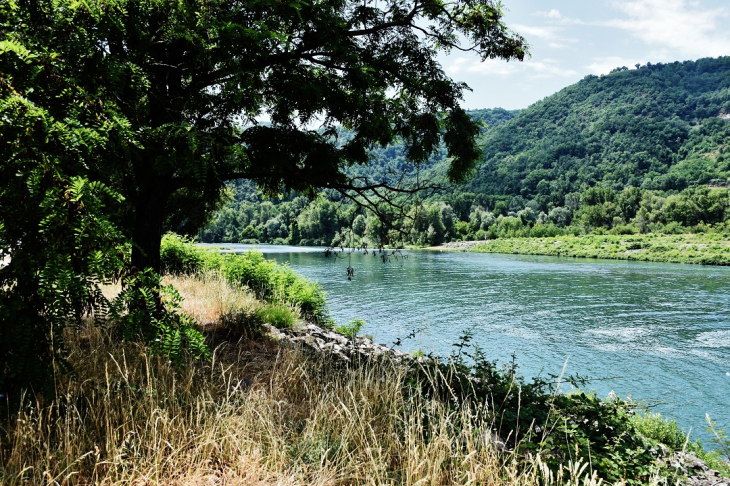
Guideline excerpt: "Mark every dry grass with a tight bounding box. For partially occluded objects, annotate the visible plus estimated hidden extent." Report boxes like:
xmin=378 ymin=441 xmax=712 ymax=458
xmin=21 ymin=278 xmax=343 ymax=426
xmin=0 ymin=273 xmax=607 ymax=486
xmin=162 ymin=272 xmax=264 ymax=329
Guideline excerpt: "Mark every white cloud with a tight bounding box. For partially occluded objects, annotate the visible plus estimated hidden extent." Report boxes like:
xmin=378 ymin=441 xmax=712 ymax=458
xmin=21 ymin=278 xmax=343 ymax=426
xmin=603 ymin=0 xmax=730 ymax=59
xmin=585 ymin=56 xmax=641 ymax=75
xmin=510 ymin=23 xmax=578 ymax=48
xmin=447 ymin=57 xmax=578 ymax=80
xmin=511 ymin=24 xmax=562 ymax=41
xmin=535 ymin=9 xmax=562 ymax=19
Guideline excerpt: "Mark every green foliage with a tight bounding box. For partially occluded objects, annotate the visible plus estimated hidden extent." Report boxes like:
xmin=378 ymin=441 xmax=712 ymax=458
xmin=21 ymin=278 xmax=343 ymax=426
xmin=409 ymin=335 xmax=667 ymax=485
xmin=111 ymin=269 xmax=210 ymax=365
xmin=3 ymin=0 xmax=526 ymax=273
xmin=469 ymin=57 xmax=730 ymax=199
xmin=159 ymin=233 xmax=205 ymax=276
xmin=336 ymin=318 xmax=366 ymax=339
xmin=218 ymin=251 xmax=331 ymax=326
xmin=199 ymin=58 xmax=730 ymax=249
xmin=630 ymin=413 xmax=730 ymax=477
xmin=256 ymin=303 xmax=298 ymax=329
xmin=471 ymin=233 xmax=730 ymax=265
xmin=632 ymin=412 xmax=693 ymax=451
xmin=0 ymin=2 xmax=135 ymax=392
xmin=159 ymin=234 xmax=331 ymax=326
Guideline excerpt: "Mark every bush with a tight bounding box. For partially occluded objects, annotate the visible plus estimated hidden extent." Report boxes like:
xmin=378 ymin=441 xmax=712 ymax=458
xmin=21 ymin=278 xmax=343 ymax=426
xmin=160 ymin=233 xmax=205 ymax=275
xmin=160 ymin=235 xmax=332 ymax=326
xmin=632 ymin=412 xmax=692 ymax=451
xmin=530 ymin=223 xmax=562 ymax=237
xmin=609 ymin=224 xmax=638 ymax=235
xmin=661 ymin=221 xmax=686 ymax=234
xmin=416 ymin=340 xmax=669 ymax=486
xmin=336 ymin=317 xmax=365 ymax=339
xmin=256 ymin=303 xmax=298 ymax=329
xmin=217 ymin=251 xmax=331 ymax=326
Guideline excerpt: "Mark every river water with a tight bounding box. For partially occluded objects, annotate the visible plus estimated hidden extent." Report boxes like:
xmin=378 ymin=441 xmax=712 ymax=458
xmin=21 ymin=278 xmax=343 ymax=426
xmin=206 ymin=244 xmax=730 ymax=443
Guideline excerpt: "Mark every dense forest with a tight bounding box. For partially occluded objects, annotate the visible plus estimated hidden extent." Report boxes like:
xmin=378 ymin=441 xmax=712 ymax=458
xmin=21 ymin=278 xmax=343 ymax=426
xmin=199 ymin=57 xmax=730 ymax=247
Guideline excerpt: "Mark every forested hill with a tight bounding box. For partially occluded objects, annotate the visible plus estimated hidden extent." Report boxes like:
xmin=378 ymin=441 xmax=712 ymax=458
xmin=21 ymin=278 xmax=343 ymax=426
xmin=466 ymin=56 xmax=730 ymax=203
xmin=198 ymin=57 xmax=730 ymax=246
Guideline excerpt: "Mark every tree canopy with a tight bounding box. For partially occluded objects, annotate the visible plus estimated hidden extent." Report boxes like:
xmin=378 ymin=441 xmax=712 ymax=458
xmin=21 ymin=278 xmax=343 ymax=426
xmin=2 ymin=0 xmax=527 ymax=270
xmin=0 ymin=0 xmax=526 ymax=390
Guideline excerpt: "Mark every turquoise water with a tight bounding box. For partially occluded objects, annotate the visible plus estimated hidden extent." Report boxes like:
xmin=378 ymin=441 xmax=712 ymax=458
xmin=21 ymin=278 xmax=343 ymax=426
xmin=208 ymin=244 xmax=730 ymax=443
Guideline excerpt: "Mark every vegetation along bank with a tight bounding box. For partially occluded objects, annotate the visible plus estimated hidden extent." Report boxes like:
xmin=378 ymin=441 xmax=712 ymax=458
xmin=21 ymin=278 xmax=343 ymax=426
xmin=3 ymin=236 xmax=730 ymax=485
xmin=433 ymin=233 xmax=730 ymax=265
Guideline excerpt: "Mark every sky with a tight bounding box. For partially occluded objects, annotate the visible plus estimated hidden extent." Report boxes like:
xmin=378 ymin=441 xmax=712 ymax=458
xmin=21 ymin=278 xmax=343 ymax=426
xmin=443 ymin=0 xmax=730 ymax=110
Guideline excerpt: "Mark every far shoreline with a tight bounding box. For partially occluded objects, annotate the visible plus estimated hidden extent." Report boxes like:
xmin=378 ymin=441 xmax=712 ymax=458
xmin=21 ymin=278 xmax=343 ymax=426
xmin=428 ymin=233 xmax=730 ymax=266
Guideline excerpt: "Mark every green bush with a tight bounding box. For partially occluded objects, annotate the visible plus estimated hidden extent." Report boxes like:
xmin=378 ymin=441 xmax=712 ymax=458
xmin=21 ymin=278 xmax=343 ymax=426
xmin=160 ymin=234 xmax=332 ymax=326
xmin=160 ymin=233 xmax=205 ymax=275
xmin=632 ymin=412 xmax=691 ymax=451
xmin=415 ymin=341 xmax=668 ymax=486
xmin=610 ymin=224 xmax=638 ymax=235
xmin=256 ymin=303 xmax=298 ymax=329
xmin=530 ymin=223 xmax=562 ymax=237
xmin=217 ymin=251 xmax=331 ymax=325
xmin=336 ymin=317 xmax=365 ymax=339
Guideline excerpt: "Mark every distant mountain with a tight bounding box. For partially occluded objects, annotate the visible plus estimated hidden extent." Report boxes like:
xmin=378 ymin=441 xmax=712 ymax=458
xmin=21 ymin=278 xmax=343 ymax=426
xmin=465 ymin=57 xmax=730 ymax=204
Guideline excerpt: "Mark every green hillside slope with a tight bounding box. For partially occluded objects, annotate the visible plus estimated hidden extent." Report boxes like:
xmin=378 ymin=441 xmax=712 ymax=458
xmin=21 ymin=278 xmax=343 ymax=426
xmin=198 ymin=58 xmax=730 ymax=250
xmin=467 ymin=57 xmax=730 ymax=204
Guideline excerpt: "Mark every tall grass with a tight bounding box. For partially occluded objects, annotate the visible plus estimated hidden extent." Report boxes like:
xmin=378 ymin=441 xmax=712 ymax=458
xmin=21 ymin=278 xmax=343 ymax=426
xmin=162 ymin=271 xmax=263 ymax=328
xmin=0 ymin=323 xmax=611 ymax=485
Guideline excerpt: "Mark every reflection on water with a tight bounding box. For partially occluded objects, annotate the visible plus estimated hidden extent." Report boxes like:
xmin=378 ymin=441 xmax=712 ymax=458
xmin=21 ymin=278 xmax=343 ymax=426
xmin=205 ymin=243 xmax=730 ymax=443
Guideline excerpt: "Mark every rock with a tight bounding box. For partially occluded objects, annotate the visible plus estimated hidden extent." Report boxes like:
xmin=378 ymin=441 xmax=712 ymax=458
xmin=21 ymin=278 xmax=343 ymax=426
xmin=666 ymin=452 xmax=730 ymax=486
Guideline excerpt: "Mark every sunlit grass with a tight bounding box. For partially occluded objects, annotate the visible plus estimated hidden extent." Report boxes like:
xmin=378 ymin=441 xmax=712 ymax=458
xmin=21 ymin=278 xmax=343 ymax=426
xmin=162 ymin=271 xmax=263 ymax=328
xmin=0 ymin=323 xmax=606 ymax=485
xmin=470 ymin=233 xmax=730 ymax=265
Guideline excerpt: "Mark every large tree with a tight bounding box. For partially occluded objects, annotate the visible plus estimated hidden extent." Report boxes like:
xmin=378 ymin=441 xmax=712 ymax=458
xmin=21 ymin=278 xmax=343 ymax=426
xmin=1 ymin=0 xmax=525 ymax=390
xmin=2 ymin=0 xmax=526 ymax=272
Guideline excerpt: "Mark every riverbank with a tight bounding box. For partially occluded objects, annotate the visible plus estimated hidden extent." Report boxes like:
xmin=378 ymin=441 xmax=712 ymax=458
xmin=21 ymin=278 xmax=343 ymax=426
xmin=2 ymin=274 xmax=726 ymax=485
xmin=432 ymin=233 xmax=730 ymax=265
xmin=3 ymin=238 xmax=729 ymax=485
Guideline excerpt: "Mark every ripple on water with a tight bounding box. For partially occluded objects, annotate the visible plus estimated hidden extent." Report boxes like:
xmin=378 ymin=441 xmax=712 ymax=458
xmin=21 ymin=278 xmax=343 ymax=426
xmin=585 ymin=326 xmax=652 ymax=341
xmin=485 ymin=323 xmax=542 ymax=341
xmin=696 ymin=330 xmax=730 ymax=349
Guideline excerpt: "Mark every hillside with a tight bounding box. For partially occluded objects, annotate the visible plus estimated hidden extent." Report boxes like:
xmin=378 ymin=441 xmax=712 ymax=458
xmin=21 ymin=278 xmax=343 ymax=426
xmin=466 ymin=57 xmax=730 ymax=204
xmin=198 ymin=57 xmax=730 ymax=247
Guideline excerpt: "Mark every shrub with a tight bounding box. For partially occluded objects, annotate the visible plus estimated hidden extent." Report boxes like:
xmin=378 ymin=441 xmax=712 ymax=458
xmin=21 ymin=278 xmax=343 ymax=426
xmin=661 ymin=221 xmax=686 ymax=234
xmin=256 ymin=302 xmax=298 ymax=329
xmin=609 ymin=224 xmax=638 ymax=235
xmin=160 ymin=233 xmax=205 ymax=275
xmin=632 ymin=412 xmax=691 ymax=451
xmin=530 ymin=223 xmax=562 ymax=237
xmin=218 ymin=251 xmax=331 ymax=326
xmin=336 ymin=317 xmax=366 ymax=339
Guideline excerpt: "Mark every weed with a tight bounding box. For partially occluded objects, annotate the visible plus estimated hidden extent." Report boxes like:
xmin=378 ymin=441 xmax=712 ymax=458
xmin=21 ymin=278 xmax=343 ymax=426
xmin=256 ymin=302 xmax=298 ymax=329
xmin=336 ymin=317 xmax=366 ymax=339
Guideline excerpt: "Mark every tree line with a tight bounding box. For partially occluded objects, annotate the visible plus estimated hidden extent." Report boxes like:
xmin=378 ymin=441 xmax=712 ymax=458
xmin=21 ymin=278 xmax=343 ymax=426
xmin=199 ymin=183 xmax=730 ymax=248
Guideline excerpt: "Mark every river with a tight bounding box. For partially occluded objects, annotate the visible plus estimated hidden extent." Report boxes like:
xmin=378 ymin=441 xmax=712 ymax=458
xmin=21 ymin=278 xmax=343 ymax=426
xmin=204 ymin=243 xmax=730 ymax=444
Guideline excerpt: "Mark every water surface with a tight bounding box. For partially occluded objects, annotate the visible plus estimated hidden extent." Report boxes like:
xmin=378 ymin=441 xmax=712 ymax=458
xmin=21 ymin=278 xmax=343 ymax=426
xmin=206 ymin=244 xmax=730 ymax=442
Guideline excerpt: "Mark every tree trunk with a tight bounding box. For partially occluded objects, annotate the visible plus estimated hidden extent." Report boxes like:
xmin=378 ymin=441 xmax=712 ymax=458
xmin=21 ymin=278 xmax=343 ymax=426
xmin=131 ymin=178 xmax=172 ymax=274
